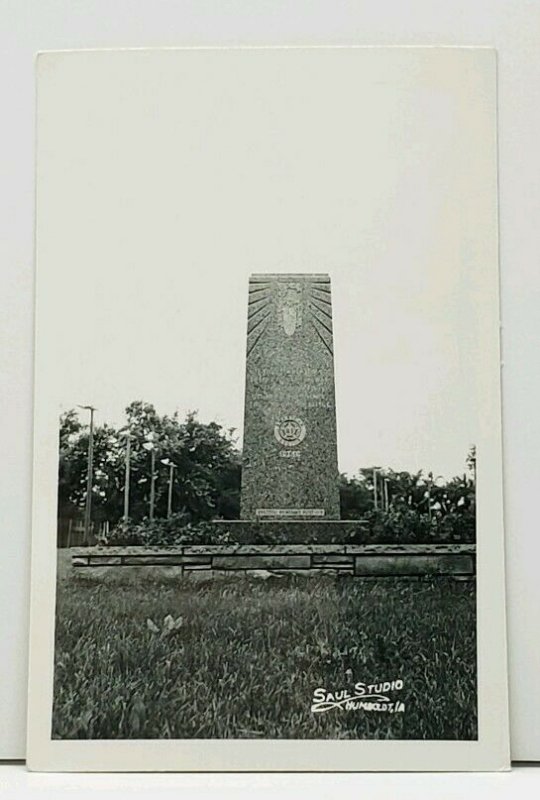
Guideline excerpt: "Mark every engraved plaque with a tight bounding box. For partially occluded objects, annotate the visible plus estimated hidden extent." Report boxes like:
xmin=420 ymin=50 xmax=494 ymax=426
xmin=256 ymin=509 xmax=326 ymax=518
xmin=274 ymin=418 xmax=306 ymax=448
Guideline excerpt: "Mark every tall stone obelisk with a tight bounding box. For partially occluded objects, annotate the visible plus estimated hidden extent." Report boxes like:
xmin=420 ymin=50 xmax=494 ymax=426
xmin=240 ymin=274 xmax=341 ymax=520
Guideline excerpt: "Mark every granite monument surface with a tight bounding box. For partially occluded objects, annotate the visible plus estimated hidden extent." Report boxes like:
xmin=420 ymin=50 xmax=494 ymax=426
xmin=240 ymin=273 xmax=341 ymax=521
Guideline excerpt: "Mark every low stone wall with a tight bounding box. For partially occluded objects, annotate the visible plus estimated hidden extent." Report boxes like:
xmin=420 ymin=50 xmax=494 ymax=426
xmin=72 ymin=543 xmax=475 ymax=578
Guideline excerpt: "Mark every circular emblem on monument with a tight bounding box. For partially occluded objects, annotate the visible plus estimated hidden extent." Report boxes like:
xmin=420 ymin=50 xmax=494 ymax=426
xmin=274 ymin=418 xmax=306 ymax=448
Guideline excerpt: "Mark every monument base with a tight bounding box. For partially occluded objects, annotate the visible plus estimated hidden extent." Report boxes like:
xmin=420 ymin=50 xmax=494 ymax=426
xmin=212 ymin=519 xmax=368 ymax=544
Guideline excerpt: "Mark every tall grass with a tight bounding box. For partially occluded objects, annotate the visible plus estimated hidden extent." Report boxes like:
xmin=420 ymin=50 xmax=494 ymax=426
xmin=52 ymin=559 xmax=476 ymax=740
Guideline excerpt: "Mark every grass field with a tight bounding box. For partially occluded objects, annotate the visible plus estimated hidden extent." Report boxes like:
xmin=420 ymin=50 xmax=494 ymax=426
xmin=52 ymin=553 xmax=477 ymax=740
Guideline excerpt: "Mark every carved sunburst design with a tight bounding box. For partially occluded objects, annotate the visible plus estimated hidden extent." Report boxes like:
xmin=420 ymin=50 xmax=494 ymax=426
xmin=246 ymin=276 xmax=334 ymax=358
xmin=247 ymin=280 xmax=272 ymax=357
xmin=308 ymin=279 xmax=333 ymax=356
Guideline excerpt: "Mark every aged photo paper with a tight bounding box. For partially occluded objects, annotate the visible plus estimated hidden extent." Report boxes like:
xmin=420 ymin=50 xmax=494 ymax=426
xmin=27 ymin=46 xmax=509 ymax=771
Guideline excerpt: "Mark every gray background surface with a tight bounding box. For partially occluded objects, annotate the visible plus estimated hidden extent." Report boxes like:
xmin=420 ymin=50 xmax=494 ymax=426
xmin=1 ymin=0 xmax=539 ymax=762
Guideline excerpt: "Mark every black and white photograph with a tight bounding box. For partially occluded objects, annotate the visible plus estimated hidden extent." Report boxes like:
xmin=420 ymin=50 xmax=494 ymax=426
xmin=27 ymin=46 xmax=509 ymax=771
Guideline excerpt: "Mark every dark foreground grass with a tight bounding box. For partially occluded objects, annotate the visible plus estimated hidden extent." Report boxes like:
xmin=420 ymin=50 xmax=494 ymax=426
xmin=52 ymin=556 xmax=477 ymax=740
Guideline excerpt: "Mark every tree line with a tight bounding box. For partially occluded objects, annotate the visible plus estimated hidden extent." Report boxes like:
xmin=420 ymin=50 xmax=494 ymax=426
xmin=58 ymin=401 xmax=475 ymax=541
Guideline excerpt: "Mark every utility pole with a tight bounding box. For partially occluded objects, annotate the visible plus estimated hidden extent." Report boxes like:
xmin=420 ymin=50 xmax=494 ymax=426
xmin=78 ymin=405 xmax=96 ymax=544
xmin=160 ymin=458 xmax=176 ymax=519
xmin=149 ymin=448 xmax=156 ymax=521
xmin=384 ymin=478 xmax=389 ymax=512
xmin=142 ymin=432 xmax=158 ymax=520
xmin=123 ymin=431 xmax=131 ymax=522
xmin=373 ymin=468 xmax=378 ymax=511
xmin=167 ymin=462 xmax=175 ymax=519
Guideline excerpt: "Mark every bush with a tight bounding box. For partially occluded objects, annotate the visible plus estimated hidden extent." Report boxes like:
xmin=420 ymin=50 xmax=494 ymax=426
xmin=106 ymin=514 xmax=232 ymax=547
xmin=103 ymin=506 xmax=475 ymax=547
xmin=360 ymin=507 xmax=475 ymax=544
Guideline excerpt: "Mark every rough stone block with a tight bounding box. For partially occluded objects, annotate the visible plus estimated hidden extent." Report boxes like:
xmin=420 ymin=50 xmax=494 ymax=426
xmin=184 ymin=544 xmax=242 ymax=555
xmin=212 ymin=555 xmax=311 ymax=570
xmin=115 ymin=546 xmax=185 ymax=556
xmin=185 ymin=543 xmax=346 ymax=555
xmin=122 ymin=554 xmax=186 ymax=566
xmin=346 ymin=543 xmax=475 ymax=555
xmin=354 ymin=554 xmax=474 ymax=577
xmin=88 ymin=556 xmax=122 ymax=566
xmin=265 ymin=568 xmax=350 ymax=577
xmin=312 ymin=554 xmax=354 ymax=565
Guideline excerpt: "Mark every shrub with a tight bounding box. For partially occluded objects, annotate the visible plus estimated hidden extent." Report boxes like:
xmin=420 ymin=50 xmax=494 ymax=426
xmin=103 ymin=506 xmax=474 ymax=547
xmin=105 ymin=514 xmax=232 ymax=547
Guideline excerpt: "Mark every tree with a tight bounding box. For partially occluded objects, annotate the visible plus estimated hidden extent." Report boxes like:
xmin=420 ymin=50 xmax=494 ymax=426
xmin=466 ymin=445 xmax=476 ymax=483
xmin=338 ymin=458 xmax=476 ymax=542
xmin=58 ymin=404 xmax=475 ymax=543
xmin=58 ymin=411 xmax=125 ymax=523
xmin=57 ymin=403 xmax=241 ymax=526
xmin=339 ymin=473 xmax=373 ymax=519
xmin=58 ymin=410 xmax=83 ymax=519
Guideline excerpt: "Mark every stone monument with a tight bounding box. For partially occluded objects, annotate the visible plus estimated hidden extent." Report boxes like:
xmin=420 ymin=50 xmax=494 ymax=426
xmin=240 ymin=273 xmax=341 ymax=521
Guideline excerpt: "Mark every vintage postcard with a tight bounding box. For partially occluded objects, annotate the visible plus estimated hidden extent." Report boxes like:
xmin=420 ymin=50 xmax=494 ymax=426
xmin=27 ymin=46 xmax=509 ymax=771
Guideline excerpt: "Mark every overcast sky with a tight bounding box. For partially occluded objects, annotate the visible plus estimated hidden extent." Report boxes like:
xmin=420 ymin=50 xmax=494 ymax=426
xmin=38 ymin=47 xmax=496 ymax=478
